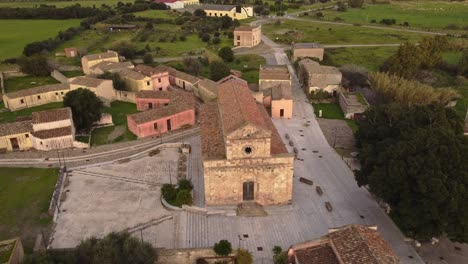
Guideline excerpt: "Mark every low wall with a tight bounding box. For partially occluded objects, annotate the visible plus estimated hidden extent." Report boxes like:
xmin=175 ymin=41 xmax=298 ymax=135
xmin=115 ymin=90 xmax=136 ymax=103
xmin=48 ymin=167 xmax=68 ymax=223
xmin=156 ymin=248 xmax=218 ymax=264
xmin=51 ymin=70 xmax=68 ymax=84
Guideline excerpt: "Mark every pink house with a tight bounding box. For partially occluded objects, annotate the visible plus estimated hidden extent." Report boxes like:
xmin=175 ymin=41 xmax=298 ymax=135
xmin=127 ymin=90 xmax=196 ymax=138
xmin=133 ymin=64 xmax=170 ymax=91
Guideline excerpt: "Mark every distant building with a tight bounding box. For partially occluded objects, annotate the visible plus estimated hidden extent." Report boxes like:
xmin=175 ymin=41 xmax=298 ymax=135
xmin=291 ymin=43 xmax=324 ymax=61
xmin=257 ymin=65 xmax=293 ymax=119
xmin=127 ymin=90 xmax=196 ymax=138
xmin=0 ymin=238 xmax=24 ymax=264
xmin=2 ymin=84 xmax=70 ymax=111
xmin=81 ymin=51 xmax=119 ymax=75
xmin=297 ymin=58 xmax=342 ymax=94
xmin=233 ymin=25 xmax=261 ymax=47
xmin=199 ymin=4 xmax=253 ymax=20
xmin=288 ymin=224 xmax=400 ymax=264
xmin=201 ymin=78 xmax=294 ymax=206
xmin=64 ymin=47 xmax=78 ymax=58
xmin=338 ymin=91 xmax=369 ymax=119
xmin=153 ymin=0 xmax=184 ymax=9
xmin=133 ymin=64 xmax=170 ymax=91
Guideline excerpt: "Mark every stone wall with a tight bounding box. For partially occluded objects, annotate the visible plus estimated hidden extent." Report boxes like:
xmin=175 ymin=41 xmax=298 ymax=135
xmin=156 ymin=248 xmax=218 ymax=264
xmin=51 ymin=70 xmax=68 ymax=84
xmin=115 ymin=90 xmax=136 ymax=103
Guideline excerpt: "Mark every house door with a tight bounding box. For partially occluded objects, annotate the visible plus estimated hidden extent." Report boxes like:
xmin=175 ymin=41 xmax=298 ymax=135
xmin=10 ymin=138 xmax=19 ymax=150
xmin=243 ymin=181 xmax=254 ymax=201
xmin=183 ymin=81 xmax=186 ymax=90
xmin=280 ymin=109 xmax=284 ymax=117
xmin=166 ymin=119 xmax=172 ymax=131
xmin=148 ymin=102 xmax=153 ymax=109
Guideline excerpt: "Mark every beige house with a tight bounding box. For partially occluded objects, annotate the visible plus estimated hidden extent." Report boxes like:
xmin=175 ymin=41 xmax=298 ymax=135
xmin=201 ymin=79 xmax=294 ymax=206
xmin=298 ymin=58 xmax=342 ymax=94
xmin=233 ymin=25 xmax=261 ymax=47
xmin=0 ymin=238 xmax=24 ymax=264
xmin=0 ymin=121 xmax=33 ymax=152
xmin=195 ymin=78 xmax=218 ymax=103
xmin=2 ymin=84 xmax=70 ymax=111
xmin=87 ymin=61 xmax=134 ymax=76
xmin=114 ymin=68 xmax=153 ymax=92
xmin=69 ymin=76 xmax=115 ymax=104
xmin=291 ymin=43 xmax=324 ymax=61
xmin=338 ymin=91 xmax=369 ymax=119
xmin=199 ymin=4 xmax=253 ymax=20
xmin=181 ymin=0 xmax=199 ymax=6
xmin=81 ymin=51 xmax=119 ymax=75
xmin=30 ymin=108 xmax=76 ymax=151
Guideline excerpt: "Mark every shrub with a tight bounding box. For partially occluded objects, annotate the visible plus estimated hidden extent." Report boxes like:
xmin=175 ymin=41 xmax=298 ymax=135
xmin=111 ymin=40 xmax=137 ymax=59
xmin=175 ymin=189 xmax=193 ymax=206
xmin=273 ymin=246 xmax=287 ymax=264
xmin=261 ymin=9 xmax=270 ymax=16
xmin=143 ymin=53 xmax=153 ymax=64
xmin=315 ymin=12 xmax=324 ymax=18
xmin=161 ymin=184 xmax=177 ymax=203
xmin=236 ymin=249 xmax=253 ymax=264
xmin=337 ymin=2 xmax=347 ymax=12
xmin=370 ymin=19 xmax=376 ymax=23
xmin=214 ymin=32 xmax=221 ymax=38
xmin=379 ymin=18 xmax=396 ymax=25
xmin=194 ymin=9 xmax=206 ymax=17
xmin=201 ymin=33 xmax=211 ymax=42
xmin=17 ymin=54 xmax=51 ymax=76
xmin=178 ymin=179 xmax=193 ymax=191
xmin=210 ymin=60 xmax=231 ymax=81
xmin=212 ymin=37 xmax=221 ymax=44
xmin=179 ymin=35 xmax=187 ymax=41
xmin=218 ymin=47 xmax=234 ymax=62
xmin=403 ymin=21 xmax=409 ymax=27
xmin=213 ymin=240 xmax=232 ymax=256
xmin=348 ymin=0 xmax=364 ymax=8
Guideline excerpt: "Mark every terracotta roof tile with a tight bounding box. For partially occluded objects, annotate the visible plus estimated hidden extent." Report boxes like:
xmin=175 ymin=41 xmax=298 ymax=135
xmin=5 ymin=84 xmax=69 ymax=99
xmin=115 ymin=68 xmax=147 ymax=80
xmin=293 ymin=42 xmax=322 ymax=49
xmin=70 ymin=76 xmax=106 ymax=87
xmin=90 ymin=61 xmax=133 ymax=72
xmin=294 ymin=241 xmax=339 ymax=264
xmin=197 ymin=78 xmax=219 ymax=96
xmin=271 ymin=83 xmax=292 ymax=100
xmin=0 ymin=121 xmax=32 ymax=137
xmin=136 ymin=90 xmax=173 ymax=99
xmin=83 ymin=51 xmax=118 ymax=61
xmin=299 ymin=58 xmax=342 ymax=88
xmin=200 ymin=4 xmax=235 ymax=11
xmin=259 ymin=65 xmax=290 ymax=81
xmin=32 ymin=108 xmax=72 ymax=124
xmin=133 ymin=64 xmax=168 ymax=77
xmin=200 ymin=102 xmax=225 ymax=159
xmin=32 ymin=126 xmax=73 ymax=139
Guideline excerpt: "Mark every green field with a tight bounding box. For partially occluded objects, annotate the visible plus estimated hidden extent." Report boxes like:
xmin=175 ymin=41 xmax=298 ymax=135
xmin=133 ymin=9 xmax=176 ymax=19
xmin=228 ymin=54 xmax=266 ymax=83
xmin=313 ymin=103 xmax=345 ymax=119
xmin=0 ymin=19 xmax=81 ymax=60
xmin=263 ymin=19 xmax=425 ymax=45
xmin=318 ymin=1 xmax=468 ymax=30
xmin=0 ymin=0 xmax=132 ymax=8
xmin=4 ymin=75 xmax=59 ymax=93
xmin=326 ymin=46 xmax=398 ymax=72
xmin=0 ymin=102 xmax=63 ymax=123
xmin=0 ymin=167 xmax=58 ymax=252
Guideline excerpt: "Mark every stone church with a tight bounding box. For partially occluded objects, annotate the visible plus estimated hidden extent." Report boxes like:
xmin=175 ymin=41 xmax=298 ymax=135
xmin=200 ymin=78 xmax=294 ymax=206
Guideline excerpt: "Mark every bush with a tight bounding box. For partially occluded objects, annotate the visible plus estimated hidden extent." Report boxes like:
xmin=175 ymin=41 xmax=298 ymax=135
xmin=201 ymin=33 xmax=211 ymax=42
xmin=175 ymin=189 xmax=193 ymax=206
xmin=143 ymin=53 xmax=153 ymax=64
xmin=212 ymin=37 xmax=221 ymax=44
xmin=178 ymin=179 xmax=193 ymax=191
xmin=161 ymin=184 xmax=177 ymax=203
xmin=379 ymin=18 xmax=396 ymax=25
xmin=98 ymin=72 xmax=127 ymax=91
xmin=218 ymin=47 xmax=234 ymax=62
xmin=236 ymin=249 xmax=253 ymax=264
xmin=194 ymin=9 xmax=206 ymax=17
xmin=272 ymin=246 xmax=287 ymax=264
xmin=210 ymin=60 xmax=231 ymax=81
xmin=315 ymin=12 xmax=324 ymax=18
xmin=348 ymin=0 xmax=364 ymax=8
xmin=111 ymin=40 xmax=137 ymax=59
xmin=17 ymin=54 xmax=51 ymax=76
xmin=213 ymin=240 xmax=232 ymax=256
xmin=179 ymin=35 xmax=187 ymax=41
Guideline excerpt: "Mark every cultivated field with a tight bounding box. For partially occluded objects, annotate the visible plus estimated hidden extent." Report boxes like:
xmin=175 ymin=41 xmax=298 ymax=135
xmin=0 ymin=0 xmax=132 ymax=8
xmin=0 ymin=19 xmax=80 ymax=60
xmin=326 ymin=46 xmax=398 ymax=72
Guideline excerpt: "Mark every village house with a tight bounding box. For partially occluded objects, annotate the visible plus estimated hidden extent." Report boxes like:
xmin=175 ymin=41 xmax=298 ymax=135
xmin=291 ymin=43 xmax=324 ymax=61
xmin=0 ymin=121 xmax=33 ymax=152
xmin=233 ymin=25 xmax=261 ymax=48
xmin=81 ymin=51 xmax=119 ymax=75
xmin=201 ymin=78 xmax=294 ymax=206
xmin=133 ymin=64 xmax=170 ymax=91
xmin=113 ymin=68 xmax=153 ymax=92
xmin=155 ymin=65 xmax=200 ymax=91
xmin=69 ymin=76 xmax=115 ymax=104
xmin=87 ymin=61 xmax=134 ymax=76
xmin=0 ymin=238 xmax=24 ymax=264
xmin=288 ymin=224 xmax=400 ymax=264
xmin=127 ymin=90 xmax=196 ymax=138
xmin=256 ymin=65 xmax=293 ymax=118
xmin=64 ymin=47 xmax=78 ymax=58
xmin=2 ymin=83 xmax=70 ymax=111
xmin=181 ymin=0 xmax=199 ymax=6
xmin=153 ymin=0 xmax=185 ymax=9
xmin=298 ymin=58 xmax=342 ymax=94
xmin=195 ymin=78 xmax=218 ymax=103
xmin=199 ymin=4 xmax=253 ymax=20
xmin=338 ymin=91 xmax=369 ymax=119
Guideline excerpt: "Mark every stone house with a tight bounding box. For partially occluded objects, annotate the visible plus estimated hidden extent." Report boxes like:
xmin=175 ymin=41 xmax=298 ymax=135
xmin=288 ymin=224 xmax=399 ymax=264
xmin=127 ymin=90 xmax=196 ymax=138
xmin=155 ymin=65 xmax=200 ymax=91
xmin=0 ymin=238 xmax=24 ymax=264
xmin=257 ymin=65 xmax=293 ymax=119
xmin=69 ymin=76 xmax=115 ymax=104
xmin=81 ymin=51 xmax=119 ymax=75
xmin=201 ymin=78 xmax=294 ymax=206
xmin=233 ymin=25 xmax=261 ymax=48
xmin=113 ymin=68 xmax=153 ymax=92
xmin=133 ymin=64 xmax=170 ymax=91
xmin=64 ymin=47 xmax=78 ymax=58
xmin=30 ymin=108 xmax=76 ymax=151
xmin=2 ymin=84 xmax=70 ymax=111
xmin=0 ymin=121 xmax=33 ymax=152
xmin=199 ymin=4 xmax=253 ymax=20
xmin=338 ymin=91 xmax=369 ymax=119
xmin=298 ymin=58 xmax=342 ymax=94
xmin=291 ymin=43 xmax=324 ymax=61
xmin=195 ymin=78 xmax=218 ymax=103
xmin=87 ymin=61 xmax=134 ymax=76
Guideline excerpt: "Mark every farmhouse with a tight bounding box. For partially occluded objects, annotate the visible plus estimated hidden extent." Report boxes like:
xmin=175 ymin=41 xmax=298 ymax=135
xmin=133 ymin=64 xmax=170 ymax=91
xmin=0 ymin=121 xmax=33 ymax=152
xmin=233 ymin=25 xmax=261 ymax=48
xmin=153 ymin=0 xmax=185 ymax=9
xmin=201 ymin=78 xmax=294 ymax=206
xmin=69 ymin=76 xmax=115 ymax=104
xmin=338 ymin=91 xmax=369 ymax=119
xmin=2 ymin=83 xmax=69 ymax=111
xmin=81 ymin=51 xmax=119 ymax=75
xmin=291 ymin=43 xmax=324 ymax=61
xmin=199 ymin=4 xmax=253 ymax=20
xmin=127 ymin=90 xmax=196 ymax=138
xmin=297 ymin=58 xmax=342 ymax=94
xmin=287 ymin=224 xmax=399 ymax=264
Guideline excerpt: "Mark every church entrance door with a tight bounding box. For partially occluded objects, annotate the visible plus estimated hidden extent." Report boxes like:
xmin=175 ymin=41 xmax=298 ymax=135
xmin=243 ymin=181 xmax=254 ymax=201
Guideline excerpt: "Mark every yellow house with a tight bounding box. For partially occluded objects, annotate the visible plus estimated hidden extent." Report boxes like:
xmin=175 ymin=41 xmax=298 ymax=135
xmin=199 ymin=4 xmax=253 ymax=20
xmin=81 ymin=51 xmax=119 ymax=75
xmin=181 ymin=0 xmax=199 ymax=6
xmin=0 ymin=121 xmax=33 ymax=152
xmin=115 ymin=68 xmax=153 ymax=92
xmin=2 ymin=84 xmax=70 ymax=111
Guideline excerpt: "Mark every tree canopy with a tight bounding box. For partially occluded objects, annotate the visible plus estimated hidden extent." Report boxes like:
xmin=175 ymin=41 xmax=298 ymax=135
xmin=63 ymin=88 xmax=103 ymax=132
xmin=218 ymin=46 xmax=234 ymax=62
xmin=355 ymin=104 xmax=468 ymax=242
xmin=17 ymin=55 xmax=51 ymax=76
xmin=210 ymin=60 xmax=231 ymax=81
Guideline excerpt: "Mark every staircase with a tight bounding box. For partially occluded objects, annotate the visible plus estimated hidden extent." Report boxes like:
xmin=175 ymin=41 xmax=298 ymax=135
xmin=236 ymin=202 xmax=268 ymax=217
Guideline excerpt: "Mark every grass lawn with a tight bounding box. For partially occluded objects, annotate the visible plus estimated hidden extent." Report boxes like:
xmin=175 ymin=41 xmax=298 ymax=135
xmin=0 ymin=0 xmax=133 ymax=8
xmin=0 ymin=102 xmax=63 ymax=124
xmin=133 ymin=9 xmax=177 ymax=19
xmin=326 ymin=46 xmax=398 ymax=72
xmin=4 ymin=75 xmax=59 ymax=93
xmin=228 ymin=54 xmax=266 ymax=84
xmin=442 ymin=51 xmax=462 ymax=66
xmin=91 ymin=101 xmax=138 ymax=146
xmin=0 ymin=167 xmax=58 ymax=252
xmin=318 ymin=1 xmax=468 ymax=30
xmin=61 ymin=70 xmax=84 ymax=78
xmin=313 ymin=103 xmax=344 ymax=119
xmin=0 ymin=19 xmax=81 ymax=60
xmin=75 ymin=135 xmax=90 ymax=144
xmin=263 ymin=19 xmax=425 ymax=45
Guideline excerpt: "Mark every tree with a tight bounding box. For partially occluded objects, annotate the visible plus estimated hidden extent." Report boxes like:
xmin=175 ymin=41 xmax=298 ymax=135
xmin=356 ymin=104 xmax=468 ymax=242
xmin=63 ymin=88 xmax=103 ymax=132
xmin=183 ymin=57 xmax=201 ymax=76
xmin=212 ymin=37 xmax=221 ymax=44
xmin=201 ymin=33 xmax=211 ymax=42
xmin=339 ymin=64 xmax=368 ymax=88
xmin=210 ymin=60 xmax=231 ymax=81
xmin=253 ymin=5 xmax=264 ymax=15
xmin=218 ymin=46 xmax=234 ymax=62
xmin=337 ymin=1 xmax=347 ymax=12
xmin=17 ymin=55 xmax=51 ymax=76
xmin=213 ymin=240 xmax=232 ymax=256
xmin=143 ymin=53 xmax=154 ymax=64
xmin=236 ymin=249 xmax=253 ymax=264
xmin=457 ymin=50 xmax=468 ymax=78
xmin=111 ymin=40 xmax=137 ymax=59
xmin=272 ymin=246 xmax=287 ymax=264
xmin=348 ymin=0 xmax=364 ymax=8
xmin=194 ymin=9 xmax=206 ymax=16
xmin=144 ymin=21 xmax=153 ymax=30
xmin=161 ymin=184 xmax=177 ymax=203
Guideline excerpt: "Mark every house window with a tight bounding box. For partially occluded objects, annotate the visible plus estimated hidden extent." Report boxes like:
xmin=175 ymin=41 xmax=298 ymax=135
xmin=40 ymin=141 xmax=43 ymax=145
xmin=61 ymin=92 xmax=64 ymax=95
xmin=237 ymin=36 xmax=240 ymax=40
xmin=25 ymin=134 xmax=29 ymax=138
xmin=37 ymin=95 xmax=41 ymax=99
xmin=243 ymin=146 xmax=253 ymax=155
xmin=20 ymin=99 xmax=24 ymax=104
xmin=153 ymin=123 xmax=158 ymax=129
xmin=158 ymin=78 xmax=161 ymax=83
xmin=147 ymin=81 xmax=150 ymax=86
xmin=55 ymin=92 xmax=58 ymax=95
